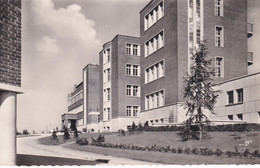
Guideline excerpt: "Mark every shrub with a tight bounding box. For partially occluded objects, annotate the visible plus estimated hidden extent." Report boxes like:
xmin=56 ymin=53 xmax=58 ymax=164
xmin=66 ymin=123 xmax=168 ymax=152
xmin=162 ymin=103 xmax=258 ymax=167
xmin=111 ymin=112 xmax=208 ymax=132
xmin=184 ymin=148 xmax=191 ymax=154
xmin=215 ymin=148 xmax=223 ymax=157
xmin=118 ymin=129 xmax=125 ymax=136
xmin=97 ymin=134 xmax=105 ymax=142
xmin=243 ymin=149 xmax=250 ymax=157
xmin=253 ymin=150 xmax=260 ymax=157
xmin=177 ymin=147 xmax=183 ymax=153
xmin=76 ymin=137 xmax=89 ymax=145
xmin=63 ymin=126 xmax=70 ymax=141
xmin=192 ymin=147 xmax=199 ymax=155
xmin=82 ymin=128 xmax=87 ymax=133
xmin=51 ymin=130 xmax=57 ymax=140
xmin=171 ymin=147 xmax=177 ymax=153
xmin=226 ymin=151 xmax=233 ymax=157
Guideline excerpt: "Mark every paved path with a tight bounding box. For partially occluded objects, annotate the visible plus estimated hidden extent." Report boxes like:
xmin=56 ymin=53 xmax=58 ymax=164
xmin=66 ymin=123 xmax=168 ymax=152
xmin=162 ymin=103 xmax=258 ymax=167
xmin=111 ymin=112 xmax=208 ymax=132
xmin=17 ymin=135 xmax=157 ymax=165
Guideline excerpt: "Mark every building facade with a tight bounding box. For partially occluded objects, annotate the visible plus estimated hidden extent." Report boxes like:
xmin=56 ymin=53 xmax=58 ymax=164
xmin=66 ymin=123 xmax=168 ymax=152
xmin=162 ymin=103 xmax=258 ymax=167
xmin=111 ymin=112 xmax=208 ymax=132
xmin=83 ymin=64 xmax=100 ymax=132
xmin=211 ymin=72 xmax=260 ymax=123
xmin=62 ymin=82 xmax=83 ymax=130
xmin=139 ymin=0 xmax=252 ymax=125
xmin=61 ymin=64 xmax=100 ymax=132
xmin=99 ymin=35 xmax=141 ymax=131
xmin=0 ymin=0 xmax=22 ymax=165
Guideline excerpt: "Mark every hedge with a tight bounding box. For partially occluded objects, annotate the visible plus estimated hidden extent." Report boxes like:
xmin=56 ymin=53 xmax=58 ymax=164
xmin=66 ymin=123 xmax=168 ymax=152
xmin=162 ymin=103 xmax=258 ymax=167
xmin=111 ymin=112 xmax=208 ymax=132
xmin=144 ymin=123 xmax=260 ymax=132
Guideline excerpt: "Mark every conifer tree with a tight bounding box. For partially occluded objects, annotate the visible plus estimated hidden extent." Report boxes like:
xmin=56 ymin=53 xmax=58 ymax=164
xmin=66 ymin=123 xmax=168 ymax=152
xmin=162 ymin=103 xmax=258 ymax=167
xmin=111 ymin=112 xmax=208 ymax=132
xmin=183 ymin=42 xmax=219 ymax=140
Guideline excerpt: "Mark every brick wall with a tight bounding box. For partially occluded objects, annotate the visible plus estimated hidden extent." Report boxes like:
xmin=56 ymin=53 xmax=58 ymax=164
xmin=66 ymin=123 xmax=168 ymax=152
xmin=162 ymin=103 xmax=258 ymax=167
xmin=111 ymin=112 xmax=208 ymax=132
xmin=0 ymin=0 xmax=22 ymax=87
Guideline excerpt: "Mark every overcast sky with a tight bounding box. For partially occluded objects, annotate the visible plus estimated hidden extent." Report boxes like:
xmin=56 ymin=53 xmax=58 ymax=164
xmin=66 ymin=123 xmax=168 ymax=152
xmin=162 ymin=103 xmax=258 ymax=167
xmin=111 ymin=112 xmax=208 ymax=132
xmin=18 ymin=0 xmax=260 ymax=133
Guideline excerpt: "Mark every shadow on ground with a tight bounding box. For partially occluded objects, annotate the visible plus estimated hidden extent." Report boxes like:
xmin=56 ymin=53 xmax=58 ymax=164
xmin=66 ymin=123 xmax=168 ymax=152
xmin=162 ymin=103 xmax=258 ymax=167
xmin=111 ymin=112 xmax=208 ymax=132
xmin=16 ymin=154 xmax=109 ymax=166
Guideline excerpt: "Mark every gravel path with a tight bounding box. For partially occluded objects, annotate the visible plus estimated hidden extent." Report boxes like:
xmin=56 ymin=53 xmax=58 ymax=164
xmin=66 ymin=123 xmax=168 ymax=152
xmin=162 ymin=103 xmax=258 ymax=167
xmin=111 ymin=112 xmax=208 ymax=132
xmin=17 ymin=134 xmax=157 ymax=165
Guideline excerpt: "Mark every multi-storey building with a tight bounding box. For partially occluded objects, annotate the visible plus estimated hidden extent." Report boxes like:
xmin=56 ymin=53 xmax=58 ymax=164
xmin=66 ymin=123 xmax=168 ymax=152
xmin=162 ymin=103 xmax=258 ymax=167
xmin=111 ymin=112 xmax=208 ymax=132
xmin=62 ymin=82 xmax=83 ymax=130
xmin=83 ymin=64 xmax=100 ymax=132
xmin=61 ymin=64 xmax=100 ymax=131
xmin=0 ymin=0 xmax=22 ymax=165
xmin=99 ymin=35 xmax=141 ymax=131
xmin=139 ymin=0 xmax=253 ymax=125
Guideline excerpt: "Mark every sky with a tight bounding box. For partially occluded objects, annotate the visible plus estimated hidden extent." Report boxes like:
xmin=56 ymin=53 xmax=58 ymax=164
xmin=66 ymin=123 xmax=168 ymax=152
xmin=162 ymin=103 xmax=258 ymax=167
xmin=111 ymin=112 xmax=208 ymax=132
xmin=18 ymin=0 xmax=260 ymax=133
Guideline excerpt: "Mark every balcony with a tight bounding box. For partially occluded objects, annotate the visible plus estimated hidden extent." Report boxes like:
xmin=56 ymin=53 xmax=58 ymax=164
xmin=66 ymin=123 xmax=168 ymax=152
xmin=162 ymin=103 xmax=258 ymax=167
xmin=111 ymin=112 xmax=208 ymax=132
xmin=247 ymin=23 xmax=253 ymax=38
xmin=247 ymin=52 xmax=253 ymax=65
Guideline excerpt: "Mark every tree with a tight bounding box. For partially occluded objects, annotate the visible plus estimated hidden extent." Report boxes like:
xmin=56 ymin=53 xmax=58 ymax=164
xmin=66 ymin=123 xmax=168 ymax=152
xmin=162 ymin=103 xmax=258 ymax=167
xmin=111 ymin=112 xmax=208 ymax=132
xmin=63 ymin=126 xmax=70 ymax=141
xmin=182 ymin=42 xmax=219 ymax=140
xmin=74 ymin=127 xmax=79 ymax=139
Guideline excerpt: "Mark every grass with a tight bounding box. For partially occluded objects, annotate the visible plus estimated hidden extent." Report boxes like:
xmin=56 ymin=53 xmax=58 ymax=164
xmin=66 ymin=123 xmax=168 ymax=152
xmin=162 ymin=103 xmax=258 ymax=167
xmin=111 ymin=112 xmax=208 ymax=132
xmin=38 ymin=132 xmax=116 ymax=145
xmin=102 ymin=131 xmax=260 ymax=152
xmin=63 ymin=131 xmax=260 ymax=164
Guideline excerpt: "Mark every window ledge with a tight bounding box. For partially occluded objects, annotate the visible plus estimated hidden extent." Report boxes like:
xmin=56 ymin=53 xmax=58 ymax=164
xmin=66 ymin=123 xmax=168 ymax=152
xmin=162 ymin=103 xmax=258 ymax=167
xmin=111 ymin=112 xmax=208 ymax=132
xmin=144 ymin=16 xmax=164 ymax=32
xmin=145 ymin=46 xmax=164 ymax=58
xmin=145 ymin=76 xmax=164 ymax=85
xmin=225 ymin=102 xmax=243 ymax=107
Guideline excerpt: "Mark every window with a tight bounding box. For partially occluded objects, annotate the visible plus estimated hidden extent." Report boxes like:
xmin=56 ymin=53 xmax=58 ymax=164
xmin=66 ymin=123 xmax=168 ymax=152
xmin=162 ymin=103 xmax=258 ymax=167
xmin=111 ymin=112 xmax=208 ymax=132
xmin=107 ymin=108 xmax=111 ymax=120
xmin=133 ymin=65 xmax=138 ymax=76
xmin=126 ymin=43 xmax=139 ymax=56
xmin=126 ymin=85 xmax=140 ymax=97
xmin=145 ymin=60 xmax=164 ymax=83
xmin=126 ymin=64 xmax=140 ymax=76
xmin=227 ymin=91 xmax=234 ymax=105
xmin=237 ymin=89 xmax=243 ymax=103
xmin=126 ymin=64 xmax=131 ymax=75
xmin=145 ymin=90 xmax=164 ymax=110
xmin=144 ymin=1 xmax=164 ymax=30
xmin=126 ymin=106 xmax=131 ymax=116
xmin=107 ymin=49 xmax=111 ymax=62
xmin=107 ymin=88 xmax=111 ymax=101
xmin=215 ymin=57 xmax=224 ymax=77
xmin=126 ymin=85 xmax=131 ymax=96
xmin=215 ymin=26 xmax=224 ymax=47
xmin=133 ymin=86 xmax=139 ymax=96
xmin=133 ymin=45 xmax=138 ymax=55
xmin=237 ymin=114 xmax=243 ymax=121
xmin=107 ymin=68 xmax=111 ymax=82
xmin=126 ymin=106 xmax=139 ymax=117
xmin=215 ymin=0 xmax=223 ymax=16
xmin=133 ymin=106 xmax=138 ymax=116
xmin=126 ymin=44 xmax=131 ymax=55
xmin=145 ymin=30 xmax=164 ymax=57
xmin=228 ymin=115 xmax=233 ymax=120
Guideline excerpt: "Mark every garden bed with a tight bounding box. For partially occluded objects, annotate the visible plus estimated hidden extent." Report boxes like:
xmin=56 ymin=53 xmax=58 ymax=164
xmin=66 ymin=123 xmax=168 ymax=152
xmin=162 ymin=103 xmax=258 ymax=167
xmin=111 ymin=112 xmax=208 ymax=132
xmin=65 ymin=131 xmax=260 ymax=164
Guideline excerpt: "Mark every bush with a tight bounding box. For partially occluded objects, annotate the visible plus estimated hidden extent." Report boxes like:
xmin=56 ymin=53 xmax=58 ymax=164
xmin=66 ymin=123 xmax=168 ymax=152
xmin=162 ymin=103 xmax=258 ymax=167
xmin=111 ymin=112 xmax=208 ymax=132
xmin=192 ymin=147 xmax=199 ymax=155
xmin=177 ymin=147 xmax=183 ymax=153
xmin=76 ymin=137 xmax=89 ymax=145
xmin=253 ymin=150 xmax=260 ymax=157
xmin=82 ymin=128 xmax=87 ymax=133
xmin=215 ymin=148 xmax=223 ymax=157
xmin=97 ymin=134 xmax=105 ymax=142
xmin=118 ymin=129 xmax=125 ymax=136
xmin=51 ymin=130 xmax=57 ymax=140
xmin=226 ymin=151 xmax=233 ymax=157
xmin=243 ymin=149 xmax=250 ymax=157
xmin=184 ymin=148 xmax=191 ymax=154
xmin=63 ymin=126 xmax=70 ymax=141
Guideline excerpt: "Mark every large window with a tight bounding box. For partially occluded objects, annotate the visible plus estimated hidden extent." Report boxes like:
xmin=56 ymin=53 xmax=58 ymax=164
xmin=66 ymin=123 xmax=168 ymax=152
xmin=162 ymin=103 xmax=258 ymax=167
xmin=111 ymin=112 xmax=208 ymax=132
xmin=215 ymin=57 xmax=224 ymax=77
xmin=126 ymin=85 xmax=140 ymax=97
xmin=215 ymin=26 xmax=224 ymax=47
xmin=103 ymin=48 xmax=111 ymax=64
xmin=68 ymin=91 xmax=83 ymax=106
xmin=145 ymin=90 xmax=164 ymax=110
xmin=104 ymin=88 xmax=111 ymax=102
xmin=125 ymin=43 xmax=140 ymax=56
xmin=215 ymin=0 xmax=223 ymax=16
xmin=145 ymin=31 xmax=164 ymax=57
xmin=145 ymin=60 xmax=164 ymax=83
xmin=126 ymin=106 xmax=139 ymax=117
xmin=103 ymin=68 xmax=111 ymax=83
xmin=144 ymin=1 xmax=164 ymax=30
xmin=125 ymin=64 xmax=140 ymax=76
xmin=237 ymin=89 xmax=243 ymax=103
xmin=227 ymin=91 xmax=234 ymax=105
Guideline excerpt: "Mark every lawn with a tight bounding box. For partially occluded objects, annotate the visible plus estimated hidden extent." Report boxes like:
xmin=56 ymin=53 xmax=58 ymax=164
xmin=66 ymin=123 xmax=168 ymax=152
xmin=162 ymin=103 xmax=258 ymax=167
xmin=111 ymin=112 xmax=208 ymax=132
xmin=64 ymin=131 xmax=260 ymax=164
xmin=38 ymin=132 xmax=116 ymax=145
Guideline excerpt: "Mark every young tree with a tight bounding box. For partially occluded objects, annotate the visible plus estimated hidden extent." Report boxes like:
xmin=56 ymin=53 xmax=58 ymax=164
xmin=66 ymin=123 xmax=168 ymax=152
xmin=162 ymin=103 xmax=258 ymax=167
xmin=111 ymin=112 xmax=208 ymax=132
xmin=182 ymin=42 xmax=219 ymax=140
xmin=63 ymin=126 xmax=70 ymax=141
